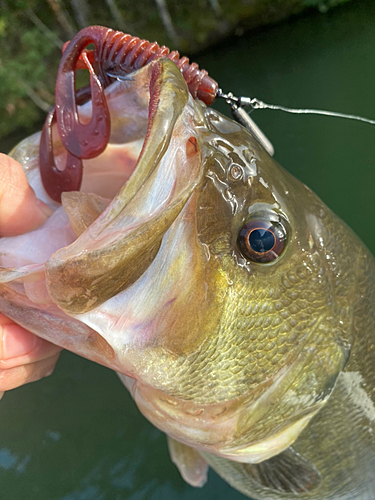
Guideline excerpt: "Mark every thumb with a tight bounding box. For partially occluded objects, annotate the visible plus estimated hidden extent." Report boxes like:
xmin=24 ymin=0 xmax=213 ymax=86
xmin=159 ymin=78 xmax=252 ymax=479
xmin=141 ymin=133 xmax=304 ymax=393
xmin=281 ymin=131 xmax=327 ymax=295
xmin=0 ymin=153 xmax=53 ymax=237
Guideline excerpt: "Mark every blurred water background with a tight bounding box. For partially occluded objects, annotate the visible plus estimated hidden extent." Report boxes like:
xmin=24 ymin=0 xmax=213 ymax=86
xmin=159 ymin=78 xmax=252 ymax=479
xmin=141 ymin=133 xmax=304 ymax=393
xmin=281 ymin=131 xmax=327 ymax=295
xmin=0 ymin=0 xmax=374 ymax=499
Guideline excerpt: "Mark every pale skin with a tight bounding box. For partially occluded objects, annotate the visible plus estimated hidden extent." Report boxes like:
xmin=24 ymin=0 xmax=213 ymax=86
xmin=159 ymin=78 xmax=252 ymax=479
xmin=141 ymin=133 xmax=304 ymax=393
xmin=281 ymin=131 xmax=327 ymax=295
xmin=0 ymin=153 xmax=61 ymax=397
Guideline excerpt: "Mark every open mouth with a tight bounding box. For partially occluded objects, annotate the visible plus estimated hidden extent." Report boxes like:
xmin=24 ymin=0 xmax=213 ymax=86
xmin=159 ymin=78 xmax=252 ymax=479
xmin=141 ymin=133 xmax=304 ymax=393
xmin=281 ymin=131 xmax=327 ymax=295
xmin=43 ymin=59 xmax=204 ymax=315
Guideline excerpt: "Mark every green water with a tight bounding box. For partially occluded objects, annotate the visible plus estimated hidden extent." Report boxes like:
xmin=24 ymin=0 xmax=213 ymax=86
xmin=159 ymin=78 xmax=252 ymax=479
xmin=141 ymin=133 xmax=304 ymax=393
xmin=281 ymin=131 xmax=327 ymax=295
xmin=1 ymin=1 xmax=375 ymax=499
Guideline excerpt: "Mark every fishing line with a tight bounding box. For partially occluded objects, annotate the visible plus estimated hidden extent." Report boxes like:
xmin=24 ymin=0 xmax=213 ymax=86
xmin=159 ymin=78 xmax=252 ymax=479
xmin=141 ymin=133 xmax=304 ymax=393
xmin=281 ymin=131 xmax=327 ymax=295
xmin=217 ymin=90 xmax=375 ymax=156
xmin=242 ymin=97 xmax=375 ymax=126
xmin=217 ymin=90 xmax=375 ymax=125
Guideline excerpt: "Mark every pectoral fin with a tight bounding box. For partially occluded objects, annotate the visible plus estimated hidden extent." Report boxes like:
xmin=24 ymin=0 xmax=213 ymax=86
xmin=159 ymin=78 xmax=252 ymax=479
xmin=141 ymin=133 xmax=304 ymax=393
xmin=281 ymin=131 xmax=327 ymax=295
xmin=167 ymin=436 xmax=208 ymax=488
xmin=201 ymin=447 xmax=321 ymax=496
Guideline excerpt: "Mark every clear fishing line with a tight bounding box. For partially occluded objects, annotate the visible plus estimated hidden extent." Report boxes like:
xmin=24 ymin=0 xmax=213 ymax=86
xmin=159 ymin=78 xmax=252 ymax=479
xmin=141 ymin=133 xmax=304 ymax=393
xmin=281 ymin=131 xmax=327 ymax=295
xmin=244 ymin=97 xmax=375 ymax=126
xmin=216 ymin=90 xmax=375 ymax=155
xmin=217 ymin=89 xmax=375 ymax=126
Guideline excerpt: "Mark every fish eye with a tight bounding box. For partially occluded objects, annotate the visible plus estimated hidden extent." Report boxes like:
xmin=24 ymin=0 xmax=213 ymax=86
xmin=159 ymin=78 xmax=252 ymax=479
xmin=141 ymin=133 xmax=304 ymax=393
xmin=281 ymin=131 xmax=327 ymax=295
xmin=238 ymin=217 xmax=288 ymax=263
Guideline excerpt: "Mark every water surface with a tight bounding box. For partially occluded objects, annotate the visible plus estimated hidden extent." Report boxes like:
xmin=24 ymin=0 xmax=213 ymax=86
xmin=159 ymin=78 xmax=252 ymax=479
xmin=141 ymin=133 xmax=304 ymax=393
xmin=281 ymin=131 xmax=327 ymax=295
xmin=1 ymin=1 xmax=374 ymax=499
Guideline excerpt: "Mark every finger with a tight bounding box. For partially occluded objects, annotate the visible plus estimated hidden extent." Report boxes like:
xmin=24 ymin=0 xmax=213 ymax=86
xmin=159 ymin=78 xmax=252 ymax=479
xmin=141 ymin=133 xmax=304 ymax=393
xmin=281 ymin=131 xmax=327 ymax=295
xmin=0 ymin=315 xmax=62 ymax=370
xmin=0 ymin=352 xmax=60 ymax=392
xmin=0 ymin=153 xmax=53 ymax=237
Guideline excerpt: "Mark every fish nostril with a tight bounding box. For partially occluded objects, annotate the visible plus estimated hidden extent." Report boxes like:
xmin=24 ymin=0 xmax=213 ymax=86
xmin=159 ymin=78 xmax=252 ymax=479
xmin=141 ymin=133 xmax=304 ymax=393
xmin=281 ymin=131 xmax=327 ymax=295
xmin=230 ymin=164 xmax=243 ymax=180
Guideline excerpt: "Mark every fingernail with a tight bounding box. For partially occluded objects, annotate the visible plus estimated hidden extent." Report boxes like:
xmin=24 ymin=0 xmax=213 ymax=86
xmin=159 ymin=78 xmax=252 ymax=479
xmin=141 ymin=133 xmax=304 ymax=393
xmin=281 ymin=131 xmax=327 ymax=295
xmin=36 ymin=198 xmax=54 ymax=218
xmin=2 ymin=324 xmax=38 ymax=359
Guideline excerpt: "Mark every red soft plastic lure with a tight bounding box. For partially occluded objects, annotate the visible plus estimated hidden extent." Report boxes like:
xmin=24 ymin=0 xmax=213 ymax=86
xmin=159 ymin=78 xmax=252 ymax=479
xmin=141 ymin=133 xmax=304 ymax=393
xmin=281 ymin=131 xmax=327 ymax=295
xmin=39 ymin=26 xmax=218 ymax=202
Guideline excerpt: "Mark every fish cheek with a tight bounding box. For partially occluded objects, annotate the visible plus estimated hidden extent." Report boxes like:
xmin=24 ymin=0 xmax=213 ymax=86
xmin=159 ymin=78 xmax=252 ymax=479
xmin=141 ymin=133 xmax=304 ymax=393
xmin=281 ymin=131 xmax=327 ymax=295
xmin=150 ymin=192 xmax=228 ymax=358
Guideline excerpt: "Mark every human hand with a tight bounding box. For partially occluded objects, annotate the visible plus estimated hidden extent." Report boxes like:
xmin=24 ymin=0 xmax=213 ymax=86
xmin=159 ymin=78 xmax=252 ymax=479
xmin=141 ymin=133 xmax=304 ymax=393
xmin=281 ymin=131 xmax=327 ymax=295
xmin=0 ymin=153 xmax=62 ymax=399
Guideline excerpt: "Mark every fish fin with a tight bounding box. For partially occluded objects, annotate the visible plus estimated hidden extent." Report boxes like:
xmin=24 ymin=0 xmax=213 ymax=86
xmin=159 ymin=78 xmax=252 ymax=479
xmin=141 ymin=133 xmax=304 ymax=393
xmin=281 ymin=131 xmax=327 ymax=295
xmin=246 ymin=447 xmax=322 ymax=494
xmin=201 ymin=447 xmax=321 ymax=497
xmin=167 ymin=436 xmax=208 ymax=488
xmin=61 ymin=191 xmax=110 ymax=237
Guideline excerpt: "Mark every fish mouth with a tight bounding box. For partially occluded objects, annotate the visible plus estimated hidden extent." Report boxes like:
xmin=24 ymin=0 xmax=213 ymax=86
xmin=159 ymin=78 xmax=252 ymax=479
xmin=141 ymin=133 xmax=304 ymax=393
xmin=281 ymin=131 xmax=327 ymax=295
xmin=46 ymin=59 xmax=204 ymax=314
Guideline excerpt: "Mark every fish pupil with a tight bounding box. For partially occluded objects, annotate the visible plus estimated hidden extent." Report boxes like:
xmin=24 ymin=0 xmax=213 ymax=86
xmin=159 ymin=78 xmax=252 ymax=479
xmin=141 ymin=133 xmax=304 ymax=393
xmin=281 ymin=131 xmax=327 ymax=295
xmin=238 ymin=215 xmax=288 ymax=264
xmin=249 ymin=229 xmax=275 ymax=253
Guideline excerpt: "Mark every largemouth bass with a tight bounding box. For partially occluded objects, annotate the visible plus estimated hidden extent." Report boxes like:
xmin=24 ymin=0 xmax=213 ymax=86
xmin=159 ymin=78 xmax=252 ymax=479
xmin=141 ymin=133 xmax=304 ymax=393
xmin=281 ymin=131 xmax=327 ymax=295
xmin=0 ymin=59 xmax=374 ymax=499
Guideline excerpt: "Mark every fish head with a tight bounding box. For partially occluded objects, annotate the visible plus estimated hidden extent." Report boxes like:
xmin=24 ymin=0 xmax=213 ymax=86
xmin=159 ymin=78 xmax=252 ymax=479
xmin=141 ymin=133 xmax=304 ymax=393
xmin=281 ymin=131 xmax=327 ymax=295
xmin=1 ymin=59 xmax=356 ymax=463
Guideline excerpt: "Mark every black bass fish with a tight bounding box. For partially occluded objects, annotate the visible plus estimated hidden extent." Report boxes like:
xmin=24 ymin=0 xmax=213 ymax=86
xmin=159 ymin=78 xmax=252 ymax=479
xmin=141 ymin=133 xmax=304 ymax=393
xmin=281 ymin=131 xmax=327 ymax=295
xmin=0 ymin=58 xmax=374 ymax=499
